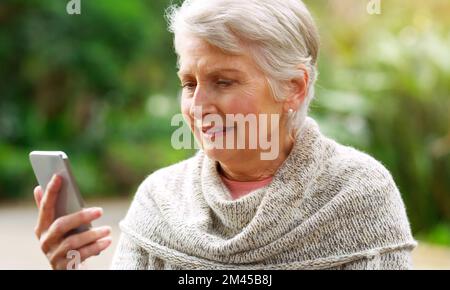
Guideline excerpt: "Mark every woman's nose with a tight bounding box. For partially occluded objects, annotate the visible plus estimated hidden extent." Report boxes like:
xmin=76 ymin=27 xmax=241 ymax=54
xmin=192 ymin=84 xmax=208 ymax=107
xmin=190 ymin=85 xmax=215 ymax=117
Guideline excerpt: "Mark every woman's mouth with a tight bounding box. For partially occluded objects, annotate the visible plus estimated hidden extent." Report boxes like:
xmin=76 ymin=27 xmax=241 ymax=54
xmin=201 ymin=126 xmax=235 ymax=140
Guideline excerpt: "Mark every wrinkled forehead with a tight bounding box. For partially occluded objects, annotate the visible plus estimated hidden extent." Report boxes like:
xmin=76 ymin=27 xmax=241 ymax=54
xmin=175 ymin=34 xmax=255 ymax=76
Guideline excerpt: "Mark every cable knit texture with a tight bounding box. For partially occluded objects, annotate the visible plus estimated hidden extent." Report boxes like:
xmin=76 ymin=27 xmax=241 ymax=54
xmin=111 ymin=117 xmax=417 ymax=270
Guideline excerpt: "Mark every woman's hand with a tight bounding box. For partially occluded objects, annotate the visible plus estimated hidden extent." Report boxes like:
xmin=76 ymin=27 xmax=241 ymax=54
xmin=33 ymin=174 xmax=112 ymax=270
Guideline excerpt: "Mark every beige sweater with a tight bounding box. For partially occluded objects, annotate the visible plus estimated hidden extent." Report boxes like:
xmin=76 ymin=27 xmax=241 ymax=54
xmin=111 ymin=117 xmax=417 ymax=270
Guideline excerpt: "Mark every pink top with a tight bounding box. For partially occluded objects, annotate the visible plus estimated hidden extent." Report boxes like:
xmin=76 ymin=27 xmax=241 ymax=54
xmin=220 ymin=174 xmax=273 ymax=200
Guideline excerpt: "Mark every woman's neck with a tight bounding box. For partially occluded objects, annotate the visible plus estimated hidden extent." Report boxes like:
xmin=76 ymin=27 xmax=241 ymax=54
xmin=218 ymin=134 xmax=294 ymax=182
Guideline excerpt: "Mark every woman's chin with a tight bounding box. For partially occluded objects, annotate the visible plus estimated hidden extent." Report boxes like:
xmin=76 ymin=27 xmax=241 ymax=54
xmin=202 ymin=147 xmax=234 ymax=162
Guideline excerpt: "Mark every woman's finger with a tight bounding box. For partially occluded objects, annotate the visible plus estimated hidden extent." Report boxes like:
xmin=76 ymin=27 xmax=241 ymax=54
xmin=78 ymin=237 xmax=112 ymax=263
xmin=40 ymin=207 xmax=103 ymax=253
xmin=33 ymin=186 xmax=43 ymax=208
xmin=61 ymin=226 xmax=111 ymax=254
xmin=53 ymin=237 xmax=112 ymax=270
xmin=35 ymin=175 xmax=62 ymax=237
xmin=50 ymin=226 xmax=111 ymax=265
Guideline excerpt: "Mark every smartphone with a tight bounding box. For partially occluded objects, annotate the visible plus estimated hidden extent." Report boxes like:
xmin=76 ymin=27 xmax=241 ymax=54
xmin=29 ymin=151 xmax=91 ymax=235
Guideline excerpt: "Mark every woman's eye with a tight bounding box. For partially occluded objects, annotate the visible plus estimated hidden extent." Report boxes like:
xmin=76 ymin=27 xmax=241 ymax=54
xmin=181 ymin=82 xmax=197 ymax=90
xmin=216 ymin=80 xmax=234 ymax=88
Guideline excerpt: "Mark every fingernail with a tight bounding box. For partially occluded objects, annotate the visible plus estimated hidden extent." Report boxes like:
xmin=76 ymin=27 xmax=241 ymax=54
xmin=52 ymin=174 xmax=61 ymax=184
xmin=101 ymin=226 xmax=111 ymax=234
xmin=99 ymin=237 xmax=112 ymax=247
xmin=87 ymin=207 xmax=103 ymax=216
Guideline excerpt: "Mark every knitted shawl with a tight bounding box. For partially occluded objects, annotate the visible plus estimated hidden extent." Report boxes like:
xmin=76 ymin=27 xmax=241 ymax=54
xmin=115 ymin=117 xmax=417 ymax=269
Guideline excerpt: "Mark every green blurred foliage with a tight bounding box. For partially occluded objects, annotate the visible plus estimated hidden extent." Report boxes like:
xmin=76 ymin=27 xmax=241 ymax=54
xmin=0 ymin=0 xmax=449 ymax=244
xmin=0 ymin=0 xmax=192 ymax=200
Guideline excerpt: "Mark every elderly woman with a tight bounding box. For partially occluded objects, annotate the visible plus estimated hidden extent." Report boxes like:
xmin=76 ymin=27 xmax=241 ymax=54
xmin=34 ymin=0 xmax=416 ymax=270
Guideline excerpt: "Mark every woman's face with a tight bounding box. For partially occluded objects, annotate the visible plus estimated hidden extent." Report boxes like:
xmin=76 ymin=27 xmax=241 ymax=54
xmin=177 ymin=35 xmax=288 ymax=164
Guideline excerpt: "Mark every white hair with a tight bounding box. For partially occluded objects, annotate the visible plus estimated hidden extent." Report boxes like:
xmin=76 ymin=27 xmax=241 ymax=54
xmin=166 ymin=0 xmax=320 ymax=134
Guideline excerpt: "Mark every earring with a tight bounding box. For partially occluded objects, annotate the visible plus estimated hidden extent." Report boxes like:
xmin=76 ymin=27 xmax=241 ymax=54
xmin=288 ymin=108 xmax=294 ymax=114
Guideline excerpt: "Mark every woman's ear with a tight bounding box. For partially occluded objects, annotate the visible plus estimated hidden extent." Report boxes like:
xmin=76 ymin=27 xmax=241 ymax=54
xmin=283 ymin=65 xmax=309 ymax=113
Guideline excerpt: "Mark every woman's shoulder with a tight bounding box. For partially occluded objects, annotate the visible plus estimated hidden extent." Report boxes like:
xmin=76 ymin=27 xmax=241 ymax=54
xmin=321 ymin=136 xmax=396 ymax=187
xmin=311 ymin=138 xmax=416 ymax=249
xmin=306 ymin=134 xmax=406 ymax=212
xmin=300 ymin=118 xmax=395 ymax=189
